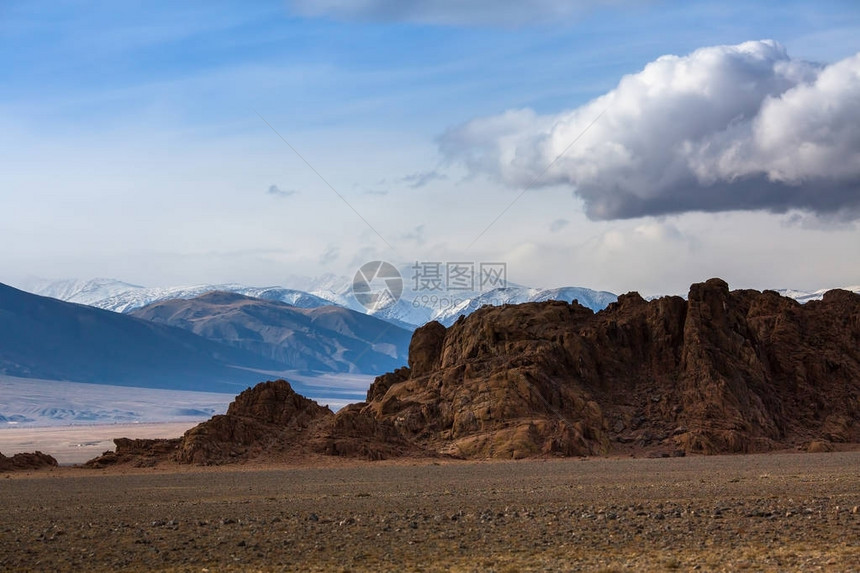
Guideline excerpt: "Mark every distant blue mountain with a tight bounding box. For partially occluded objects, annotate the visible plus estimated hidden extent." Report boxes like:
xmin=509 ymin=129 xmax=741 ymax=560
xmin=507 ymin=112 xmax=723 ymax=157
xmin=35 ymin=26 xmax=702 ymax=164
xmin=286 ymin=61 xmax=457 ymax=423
xmin=0 ymin=282 xmax=293 ymax=394
xmin=130 ymin=291 xmax=412 ymax=374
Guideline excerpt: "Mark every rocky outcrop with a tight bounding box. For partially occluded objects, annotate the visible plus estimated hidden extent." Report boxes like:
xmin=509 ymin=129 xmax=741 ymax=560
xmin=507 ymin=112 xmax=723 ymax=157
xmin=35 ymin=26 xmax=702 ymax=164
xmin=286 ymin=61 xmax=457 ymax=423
xmin=0 ymin=451 xmax=58 ymax=471
xmin=175 ymin=380 xmax=335 ymax=464
xmin=85 ymin=438 xmax=182 ymax=468
xmin=356 ymin=279 xmax=860 ymax=458
xmin=361 ymin=301 xmax=610 ymax=458
xmin=407 ymin=320 xmax=446 ymax=377
xmin=86 ymin=279 xmax=860 ymax=465
xmin=176 ymin=379 xmax=433 ymax=463
xmin=85 ymin=379 xmax=431 ymax=466
xmin=306 ymin=402 xmax=429 ymax=460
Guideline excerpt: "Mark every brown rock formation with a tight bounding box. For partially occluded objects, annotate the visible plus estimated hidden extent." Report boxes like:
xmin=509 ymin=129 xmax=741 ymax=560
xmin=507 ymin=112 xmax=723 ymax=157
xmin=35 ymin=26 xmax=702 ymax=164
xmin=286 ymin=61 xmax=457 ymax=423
xmin=86 ymin=279 xmax=860 ymax=465
xmin=0 ymin=451 xmax=58 ymax=471
xmin=85 ymin=380 xmax=341 ymax=467
xmin=356 ymin=278 xmax=860 ymax=458
xmin=175 ymin=380 xmax=335 ymax=464
xmin=85 ymin=438 xmax=182 ymax=468
xmin=306 ymin=402 xmax=428 ymax=460
xmin=170 ymin=379 xmax=431 ymax=463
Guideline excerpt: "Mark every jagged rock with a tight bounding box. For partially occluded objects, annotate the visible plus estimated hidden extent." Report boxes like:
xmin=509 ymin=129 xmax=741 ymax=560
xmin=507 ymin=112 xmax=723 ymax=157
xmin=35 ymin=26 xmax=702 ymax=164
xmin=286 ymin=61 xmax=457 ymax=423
xmin=82 ymin=380 xmax=336 ymax=467
xmin=361 ymin=279 xmax=860 ymax=458
xmin=307 ymin=403 xmax=429 ymax=460
xmin=408 ymin=321 xmax=447 ymax=377
xmin=176 ymin=380 xmax=334 ymax=464
xmin=366 ymin=366 xmax=410 ymax=402
xmin=0 ymin=450 xmax=58 ymax=471
xmin=85 ymin=438 xmax=181 ymax=468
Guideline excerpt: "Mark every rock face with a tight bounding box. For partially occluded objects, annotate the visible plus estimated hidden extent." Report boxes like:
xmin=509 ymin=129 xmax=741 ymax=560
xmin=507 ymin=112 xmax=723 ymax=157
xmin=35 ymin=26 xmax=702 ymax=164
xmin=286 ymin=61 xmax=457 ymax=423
xmin=176 ymin=380 xmax=335 ymax=464
xmin=306 ymin=402 xmax=427 ymax=460
xmin=0 ymin=451 xmax=58 ymax=471
xmin=84 ymin=380 xmax=338 ymax=466
xmin=356 ymin=279 xmax=860 ymax=458
xmin=87 ymin=279 xmax=860 ymax=465
xmin=85 ymin=379 xmax=429 ymax=466
xmin=85 ymin=438 xmax=182 ymax=468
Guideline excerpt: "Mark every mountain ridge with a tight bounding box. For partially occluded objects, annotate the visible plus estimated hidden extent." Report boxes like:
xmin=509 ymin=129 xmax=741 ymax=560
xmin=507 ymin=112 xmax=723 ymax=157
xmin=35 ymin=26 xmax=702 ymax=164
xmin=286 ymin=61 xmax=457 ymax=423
xmin=17 ymin=276 xmax=620 ymax=326
xmin=21 ymin=277 xmax=859 ymax=329
xmin=0 ymin=282 xmax=288 ymax=393
xmin=129 ymin=291 xmax=411 ymax=375
xmin=20 ymin=278 xmax=333 ymax=314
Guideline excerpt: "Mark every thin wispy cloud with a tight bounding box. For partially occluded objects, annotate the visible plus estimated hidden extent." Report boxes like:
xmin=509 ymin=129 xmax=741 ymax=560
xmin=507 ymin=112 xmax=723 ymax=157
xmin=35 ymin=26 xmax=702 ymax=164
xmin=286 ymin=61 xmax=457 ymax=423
xmin=289 ymin=0 xmax=636 ymax=26
xmin=352 ymin=183 xmax=389 ymax=196
xmin=549 ymin=219 xmax=569 ymax=233
xmin=400 ymin=169 xmax=447 ymax=189
xmin=401 ymin=224 xmax=426 ymax=245
xmin=319 ymin=246 xmax=340 ymax=265
xmin=267 ymin=184 xmax=298 ymax=198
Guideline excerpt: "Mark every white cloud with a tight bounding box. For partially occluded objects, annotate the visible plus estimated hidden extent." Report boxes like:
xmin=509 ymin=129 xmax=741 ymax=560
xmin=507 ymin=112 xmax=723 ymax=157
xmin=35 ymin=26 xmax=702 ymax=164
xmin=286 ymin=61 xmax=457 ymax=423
xmin=289 ymin=0 xmax=631 ymax=26
xmin=440 ymin=40 xmax=860 ymax=220
xmin=688 ymin=52 xmax=860 ymax=185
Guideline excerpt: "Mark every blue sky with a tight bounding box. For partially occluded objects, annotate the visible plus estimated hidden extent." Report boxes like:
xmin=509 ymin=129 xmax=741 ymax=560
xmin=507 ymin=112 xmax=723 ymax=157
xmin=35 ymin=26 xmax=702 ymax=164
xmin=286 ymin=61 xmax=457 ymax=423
xmin=2 ymin=0 xmax=859 ymax=295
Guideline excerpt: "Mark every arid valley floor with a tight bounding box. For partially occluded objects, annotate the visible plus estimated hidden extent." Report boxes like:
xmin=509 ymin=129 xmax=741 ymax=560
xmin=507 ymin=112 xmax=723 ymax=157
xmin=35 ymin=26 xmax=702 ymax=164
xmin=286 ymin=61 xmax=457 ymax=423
xmin=2 ymin=451 xmax=859 ymax=572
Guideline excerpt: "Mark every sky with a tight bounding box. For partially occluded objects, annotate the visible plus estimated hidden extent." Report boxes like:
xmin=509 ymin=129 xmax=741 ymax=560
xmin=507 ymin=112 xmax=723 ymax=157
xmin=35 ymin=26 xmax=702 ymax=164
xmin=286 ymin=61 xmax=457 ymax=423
xmin=1 ymin=0 xmax=859 ymax=297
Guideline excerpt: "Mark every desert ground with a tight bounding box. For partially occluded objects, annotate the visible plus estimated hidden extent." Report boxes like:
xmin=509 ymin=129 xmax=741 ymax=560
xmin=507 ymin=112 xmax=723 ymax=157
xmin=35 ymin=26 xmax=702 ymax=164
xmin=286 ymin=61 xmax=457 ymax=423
xmin=2 ymin=451 xmax=858 ymax=572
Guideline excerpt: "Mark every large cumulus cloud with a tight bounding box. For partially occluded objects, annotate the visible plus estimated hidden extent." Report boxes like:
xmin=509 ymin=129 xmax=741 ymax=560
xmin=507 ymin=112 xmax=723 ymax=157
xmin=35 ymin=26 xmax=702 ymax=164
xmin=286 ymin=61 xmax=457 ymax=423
xmin=439 ymin=40 xmax=860 ymax=220
xmin=289 ymin=0 xmax=624 ymax=26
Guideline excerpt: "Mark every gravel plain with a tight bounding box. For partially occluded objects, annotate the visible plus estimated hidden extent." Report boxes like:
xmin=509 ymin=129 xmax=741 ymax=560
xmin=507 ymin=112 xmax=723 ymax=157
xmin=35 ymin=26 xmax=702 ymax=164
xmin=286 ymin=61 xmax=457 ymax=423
xmin=2 ymin=451 xmax=859 ymax=572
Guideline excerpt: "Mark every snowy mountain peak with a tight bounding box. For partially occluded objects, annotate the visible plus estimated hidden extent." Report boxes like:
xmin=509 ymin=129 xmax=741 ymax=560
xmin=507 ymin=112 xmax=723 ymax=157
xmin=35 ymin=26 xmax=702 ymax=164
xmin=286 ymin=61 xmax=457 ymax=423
xmin=22 ymin=279 xmax=333 ymax=314
xmin=775 ymin=285 xmax=860 ymax=304
xmin=22 ymin=277 xmax=144 ymax=305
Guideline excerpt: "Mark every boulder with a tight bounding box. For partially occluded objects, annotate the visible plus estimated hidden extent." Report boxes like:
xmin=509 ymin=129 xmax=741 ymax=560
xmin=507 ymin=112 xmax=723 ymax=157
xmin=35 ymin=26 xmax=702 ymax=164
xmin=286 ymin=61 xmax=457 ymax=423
xmin=0 ymin=451 xmax=58 ymax=471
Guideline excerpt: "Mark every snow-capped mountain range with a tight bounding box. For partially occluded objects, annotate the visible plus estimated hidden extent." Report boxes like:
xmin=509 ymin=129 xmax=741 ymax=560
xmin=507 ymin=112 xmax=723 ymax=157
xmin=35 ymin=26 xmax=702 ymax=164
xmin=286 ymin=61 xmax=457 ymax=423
xmin=412 ymin=285 xmax=619 ymax=327
xmin=295 ymin=276 xmax=620 ymax=327
xmin=20 ymin=278 xmax=332 ymax=313
xmin=18 ymin=276 xmax=620 ymax=327
xmin=775 ymin=286 xmax=860 ymax=304
xmin=17 ymin=277 xmax=860 ymax=329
